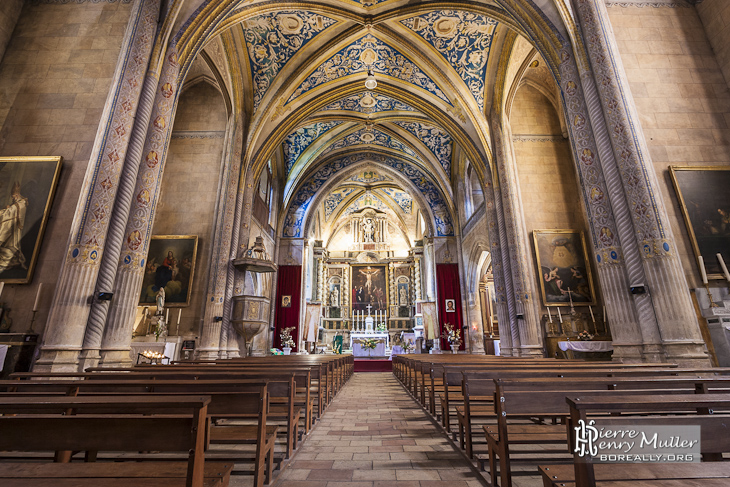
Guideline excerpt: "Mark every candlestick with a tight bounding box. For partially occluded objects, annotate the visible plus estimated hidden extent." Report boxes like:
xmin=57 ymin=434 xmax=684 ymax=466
xmin=33 ymin=283 xmax=43 ymax=312
xmin=717 ymin=253 xmax=730 ymax=282
xmin=698 ymin=256 xmax=709 ymax=285
xmin=547 ymin=307 xmax=552 ymax=323
xmin=589 ymin=306 xmax=595 ymax=323
xmin=557 ymin=307 xmax=563 ymax=323
xmin=177 ymin=309 xmax=181 ymax=325
xmin=165 ymin=308 xmax=169 ymax=323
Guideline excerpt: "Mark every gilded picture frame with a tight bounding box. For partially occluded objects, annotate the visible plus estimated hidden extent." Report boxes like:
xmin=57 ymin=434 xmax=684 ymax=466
xmin=669 ymin=166 xmax=730 ymax=280
xmin=0 ymin=156 xmax=62 ymax=284
xmin=533 ymin=229 xmax=596 ymax=306
xmin=350 ymin=264 xmax=389 ymax=314
xmin=138 ymin=235 xmax=198 ymax=307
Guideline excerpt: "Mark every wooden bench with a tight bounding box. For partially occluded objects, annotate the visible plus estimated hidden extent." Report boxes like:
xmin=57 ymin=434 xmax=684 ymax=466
xmin=554 ymin=393 xmax=730 ymax=487
xmin=0 ymin=395 xmax=227 ymax=487
xmin=0 ymin=379 xmax=278 ymax=487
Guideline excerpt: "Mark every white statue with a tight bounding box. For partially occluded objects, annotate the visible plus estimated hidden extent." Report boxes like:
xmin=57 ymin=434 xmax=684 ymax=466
xmin=399 ymin=286 xmax=408 ymax=307
xmin=363 ymin=218 xmax=375 ymax=242
xmin=330 ymin=288 xmax=340 ymax=307
xmin=155 ymin=286 xmax=165 ymax=316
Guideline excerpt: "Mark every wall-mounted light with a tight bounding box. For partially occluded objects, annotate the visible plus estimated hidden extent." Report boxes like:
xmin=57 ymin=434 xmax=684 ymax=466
xmin=364 ymin=69 xmax=377 ymax=90
xmin=97 ymin=292 xmax=114 ymax=301
xmin=214 ymin=316 xmax=224 ymax=322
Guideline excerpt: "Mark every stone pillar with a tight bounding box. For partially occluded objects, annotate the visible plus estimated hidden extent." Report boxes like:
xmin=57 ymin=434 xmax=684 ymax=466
xmin=93 ymin=48 xmax=182 ymax=364
xmin=490 ymin=117 xmax=543 ymax=356
xmin=573 ymin=0 xmax=709 ymax=365
xmin=35 ymin=0 xmax=162 ymax=372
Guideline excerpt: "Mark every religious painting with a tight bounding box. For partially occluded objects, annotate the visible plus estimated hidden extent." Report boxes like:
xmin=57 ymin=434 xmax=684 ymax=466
xmin=281 ymin=295 xmax=292 ymax=308
xmin=445 ymin=299 xmax=456 ymax=312
xmin=0 ymin=157 xmax=62 ymax=284
xmin=670 ymin=166 xmax=730 ymax=280
xmin=350 ymin=264 xmax=388 ymax=313
xmin=533 ymin=229 xmax=596 ymax=306
xmin=139 ymin=235 xmax=198 ymax=307
xmin=396 ymin=278 xmax=409 ymax=307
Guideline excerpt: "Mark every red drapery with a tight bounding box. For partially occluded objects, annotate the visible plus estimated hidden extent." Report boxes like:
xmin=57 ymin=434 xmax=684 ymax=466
xmin=436 ymin=263 xmax=465 ymax=350
xmin=274 ymin=265 xmax=302 ymax=350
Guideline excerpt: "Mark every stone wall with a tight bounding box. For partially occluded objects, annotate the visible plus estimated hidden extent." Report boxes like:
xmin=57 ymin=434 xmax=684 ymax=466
xmin=152 ymin=81 xmax=228 ymax=336
xmin=0 ymin=0 xmax=22 ymax=65
xmin=608 ymin=4 xmax=730 ymax=288
xmin=0 ymin=2 xmax=132 ymax=332
xmin=697 ymin=0 xmax=730 ymax=90
xmin=511 ymin=84 xmax=593 ymax=317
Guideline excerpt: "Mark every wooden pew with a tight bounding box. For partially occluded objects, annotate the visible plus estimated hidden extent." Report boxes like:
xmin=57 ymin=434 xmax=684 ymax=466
xmin=560 ymin=393 xmax=730 ymax=487
xmin=0 ymin=395 xmax=224 ymax=487
xmin=0 ymin=380 xmax=278 ymax=487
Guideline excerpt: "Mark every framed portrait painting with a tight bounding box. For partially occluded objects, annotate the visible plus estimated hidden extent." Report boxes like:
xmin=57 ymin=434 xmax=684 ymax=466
xmin=281 ymin=295 xmax=292 ymax=308
xmin=350 ymin=264 xmax=388 ymax=313
xmin=0 ymin=157 xmax=62 ymax=284
xmin=138 ymin=235 xmax=198 ymax=307
xmin=670 ymin=166 xmax=730 ymax=280
xmin=533 ymin=229 xmax=596 ymax=306
xmin=445 ymin=299 xmax=456 ymax=312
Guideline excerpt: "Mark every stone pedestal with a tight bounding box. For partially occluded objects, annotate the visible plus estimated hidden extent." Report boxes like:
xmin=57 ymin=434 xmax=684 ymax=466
xmin=698 ymin=287 xmax=730 ymax=366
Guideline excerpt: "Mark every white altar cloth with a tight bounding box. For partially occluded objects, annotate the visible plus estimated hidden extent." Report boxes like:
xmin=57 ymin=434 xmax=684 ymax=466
xmin=130 ymin=339 xmax=178 ymax=363
xmin=352 ymin=341 xmax=386 ymax=357
xmin=350 ymin=331 xmax=389 ymax=350
xmin=558 ymin=341 xmax=613 ymax=352
xmin=0 ymin=344 xmax=8 ymax=372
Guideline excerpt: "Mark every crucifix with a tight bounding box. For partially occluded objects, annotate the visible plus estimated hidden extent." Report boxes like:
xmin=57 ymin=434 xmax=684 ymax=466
xmin=366 ymin=304 xmax=372 ymax=316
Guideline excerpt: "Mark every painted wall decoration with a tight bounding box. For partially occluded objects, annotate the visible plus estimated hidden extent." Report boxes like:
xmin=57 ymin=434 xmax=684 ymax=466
xmin=284 ymin=121 xmax=343 ymax=174
xmin=344 ymin=192 xmax=388 ymax=215
xmin=393 ymin=121 xmax=452 ymax=174
xmin=351 ymin=264 xmax=388 ymax=313
xmin=242 ymin=11 xmax=337 ymax=110
xmin=381 ymin=188 xmax=412 ymax=214
xmin=533 ymin=230 xmax=596 ymax=306
xmin=282 ymin=152 xmax=454 ymax=238
xmin=401 ymin=10 xmax=498 ymax=110
xmin=347 ymin=170 xmax=391 ymax=183
xmin=320 ymin=127 xmax=420 ymax=160
xmin=0 ymin=157 xmax=62 ymax=284
xmin=288 ymin=34 xmax=450 ymax=104
xmin=139 ymin=235 xmax=198 ymax=307
xmin=322 ymin=91 xmax=417 ymax=114
xmin=670 ymin=166 xmax=730 ymax=279
xmin=324 ymin=188 xmax=357 ymax=221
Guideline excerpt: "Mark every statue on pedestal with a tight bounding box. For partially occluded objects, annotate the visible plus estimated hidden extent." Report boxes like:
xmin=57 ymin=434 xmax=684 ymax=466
xmin=155 ymin=287 xmax=165 ymax=316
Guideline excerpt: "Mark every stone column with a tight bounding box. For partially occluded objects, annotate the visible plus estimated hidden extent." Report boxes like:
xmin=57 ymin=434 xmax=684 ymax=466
xmin=35 ymin=0 xmax=162 ymax=372
xmin=573 ymin=0 xmax=709 ymax=364
xmin=93 ymin=48 xmax=182 ymax=364
xmin=490 ymin=117 xmax=543 ymax=356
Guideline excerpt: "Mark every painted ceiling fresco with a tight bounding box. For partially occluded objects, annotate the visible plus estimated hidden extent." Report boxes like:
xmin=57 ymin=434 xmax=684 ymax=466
xmin=322 ymin=92 xmax=417 ymax=114
xmin=283 ymin=121 xmax=343 ymax=174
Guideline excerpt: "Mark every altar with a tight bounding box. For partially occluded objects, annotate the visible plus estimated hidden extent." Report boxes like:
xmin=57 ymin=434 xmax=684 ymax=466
xmin=352 ymin=337 xmax=387 ymax=357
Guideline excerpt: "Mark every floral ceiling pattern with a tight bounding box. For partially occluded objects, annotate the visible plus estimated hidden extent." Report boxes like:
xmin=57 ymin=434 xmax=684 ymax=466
xmin=382 ymin=187 xmax=413 ymax=214
xmin=322 ymin=91 xmax=418 ymax=114
xmin=401 ymin=10 xmax=498 ymax=111
xmin=283 ymin=121 xmax=343 ymax=174
xmin=393 ymin=121 xmax=453 ymax=174
xmin=320 ymin=127 xmax=419 ymax=160
xmin=323 ymin=187 xmax=357 ymax=220
xmin=242 ymin=11 xmax=337 ymax=110
xmin=288 ymin=34 xmax=450 ymax=104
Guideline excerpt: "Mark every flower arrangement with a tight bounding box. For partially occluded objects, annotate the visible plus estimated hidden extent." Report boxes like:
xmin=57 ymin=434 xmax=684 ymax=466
xmin=376 ymin=322 xmax=387 ymax=332
xmin=280 ymin=327 xmax=296 ymax=348
xmin=402 ymin=340 xmax=414 ymax=352
xmin=442 ymin=323 xmax=461 ymax=346
xmin=359 ymin=337 xmax=379 ymax=350
xmin=577 ymin=330 xmax=594 ymax=341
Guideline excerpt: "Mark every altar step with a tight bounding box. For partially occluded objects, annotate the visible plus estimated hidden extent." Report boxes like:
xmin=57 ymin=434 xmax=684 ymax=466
xmin=353 ymin=358 xmax=392 ymax=372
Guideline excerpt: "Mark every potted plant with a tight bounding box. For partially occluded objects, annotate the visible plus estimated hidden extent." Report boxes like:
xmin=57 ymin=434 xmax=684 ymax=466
xmin=442 ymin=323 xmax=462 ymax=353
xmin=280 ymin=327 xmax=295 ymax=355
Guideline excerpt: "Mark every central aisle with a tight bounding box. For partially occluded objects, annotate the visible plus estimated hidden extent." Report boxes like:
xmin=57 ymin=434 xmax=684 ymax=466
xmin=275 ymin=372 xmax=485 ymax=487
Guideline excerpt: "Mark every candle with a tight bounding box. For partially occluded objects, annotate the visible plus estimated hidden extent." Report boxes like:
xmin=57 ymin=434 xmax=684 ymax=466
xmin=698 ymin=256 xmax=709 ymax=284
xmin=177 ymin=309 xmax=181 ymax=325
xmin=717 ymin=253 xmax=730 ymax=282
xmin=165 ymin=308 xmax=169 ymax=322
xmin=568 ymin=288 xmax=573 ymax=307
xmin=603 ymin=305 xmax=606 ymax=323
xmin=0 ymin=282 xmax=4 ymax=300
xmin=547 ymin=307 xmax=552 ymax=323
xmin=557 ymin=307 xmax=563 ymax=323
xmin=589 ymin=305 xmax=595 ymax=323
xmin=33 ymin=283 xmax=43 ymax=312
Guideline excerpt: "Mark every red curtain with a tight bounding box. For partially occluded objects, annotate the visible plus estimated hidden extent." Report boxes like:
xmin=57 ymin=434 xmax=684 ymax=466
xmin=436 ymin=264 xmax=465 ymax=350
xmin=274 ymin=265 xmax=302 ymax=350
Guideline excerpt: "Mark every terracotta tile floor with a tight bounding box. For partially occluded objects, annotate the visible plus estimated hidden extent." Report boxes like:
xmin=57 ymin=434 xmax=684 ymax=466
xmin=269 ymin=372 xmax=491 ymax=487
